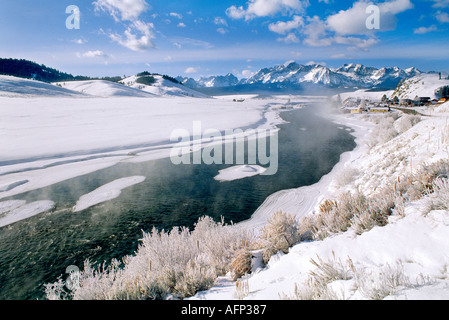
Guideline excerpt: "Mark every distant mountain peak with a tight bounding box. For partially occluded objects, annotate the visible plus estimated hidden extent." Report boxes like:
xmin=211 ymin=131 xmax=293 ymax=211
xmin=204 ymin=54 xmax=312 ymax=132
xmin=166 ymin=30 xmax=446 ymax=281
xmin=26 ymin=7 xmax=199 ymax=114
xmin=178 ymin=62 xmax=424 ymax=91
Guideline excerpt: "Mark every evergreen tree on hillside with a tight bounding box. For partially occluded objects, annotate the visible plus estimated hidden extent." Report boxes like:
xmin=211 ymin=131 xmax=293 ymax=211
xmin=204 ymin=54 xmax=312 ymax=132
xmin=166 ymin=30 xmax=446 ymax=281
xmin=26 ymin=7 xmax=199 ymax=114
xmin=0 ymin=58 xmax=78 ymax=82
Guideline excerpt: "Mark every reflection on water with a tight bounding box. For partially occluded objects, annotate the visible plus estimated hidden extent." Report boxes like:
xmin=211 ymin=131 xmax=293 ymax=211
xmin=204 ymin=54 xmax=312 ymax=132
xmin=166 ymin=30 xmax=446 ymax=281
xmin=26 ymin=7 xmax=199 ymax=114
xmin=0 ymin=105 xmax=355 ymax=300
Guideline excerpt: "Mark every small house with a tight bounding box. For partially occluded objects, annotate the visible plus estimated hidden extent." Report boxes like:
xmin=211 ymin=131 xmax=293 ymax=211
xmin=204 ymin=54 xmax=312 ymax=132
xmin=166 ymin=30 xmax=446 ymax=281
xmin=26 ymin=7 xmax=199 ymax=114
xmin=400 ymin=99 xmax=412 ymax=106
xmin=369 ymin=107 xmax=390 ymax=113
xmin=419 ymin=97 xmax=431 ymax=105
xmin=349 ymin=107 xmax=362 ymax=114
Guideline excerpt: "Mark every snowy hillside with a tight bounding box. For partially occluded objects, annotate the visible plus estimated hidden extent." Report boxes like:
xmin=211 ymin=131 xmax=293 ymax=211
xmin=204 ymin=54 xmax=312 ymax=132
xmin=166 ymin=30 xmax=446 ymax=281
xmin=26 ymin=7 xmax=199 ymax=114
xmin=120 ymin=74 xmax=209 ymax=98
xmin=0 ymin=75 xmax=86 ymax=97
xmin=189 ymin=100 xmax=449 ymax=300
xmin=53 ymin=80 xmax=156 ymax=98
xmin=390 ymin=73 xmax=449 ymax=99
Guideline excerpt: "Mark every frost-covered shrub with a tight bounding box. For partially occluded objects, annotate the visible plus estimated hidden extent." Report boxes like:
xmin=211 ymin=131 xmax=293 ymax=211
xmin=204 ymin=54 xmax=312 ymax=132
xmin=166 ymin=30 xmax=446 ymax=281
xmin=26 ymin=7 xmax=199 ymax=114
xmin=368 ymin=116 xmax=398 ymax=147
xmin=428 ymin=178 xmax=449 ymax=211
xmin=281 ymin=257 xmax=411 ymax=301
xmin=45 ymin=216 xmax=254 ymax=300
xmin=229 ymin=248 xmax=253 ymax=280
xmin=302 ymin=190 xmax=396 ymax=239
xmin=258 ymin=211 xmax=301 ymax=263
xmin=367 ymin=114 xmax=421 ymax=148
xmin=355 ymin=263 xmax=410 ymax=300
xmin=334 ymin=167 xmax=360 ymax=188
xmin=394 ymin=114 xmax=421 ymax=134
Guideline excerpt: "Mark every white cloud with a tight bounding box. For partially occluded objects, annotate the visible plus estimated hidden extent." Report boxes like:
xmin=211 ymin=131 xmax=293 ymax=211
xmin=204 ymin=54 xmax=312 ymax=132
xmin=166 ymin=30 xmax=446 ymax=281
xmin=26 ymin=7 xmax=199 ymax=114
xmin=94 ymin=0 xmax=157 ymax=52
xmin=109 ymin=20 xmax=156 ymax=51
xmin=430 ymin=0 xmax=449 ymax=8
xmin=77 ymin=50 xmax=108 ymax=58
xmin=72 ymin=38 xmax=87 ymax=45
xmin=326 ymin=0 xmax=413 ymax=36
xmin=414 ymin=25 xmax=438 ymax=34
xmin=226 ymin=6 xmax=247 ymax=19
xmin=277 ymin=33 xmax=300 ymax=43
xmin=214 ymin=17 xmax=228 ymax=26
xmin=170 ymin=12 xmax=183 ymax=19
xmin=306 ymin=60 xmax=326 ymax=66
xmin=268 ymin=15 xmax=304 ymax=34
xmin=303 ymin=15 xmax=333 ymax=47
xmin=241 ymin=69 xmax=255 ymax=78
xmin=436 ymin=11 xmax=449 ymax=23
xmin=217 ymin=28 xmax=229 ymax=34
xmin=334 ymin=35 xmax=379 ymax=49
xmin=226 ymin=0 xmax=309 ymax=20
xmin=93 ymin=0 xmax=149 ymax=22
xmin=171 ymin=37 xmax=214 ymax=49
xmin=331 ymin=53 xmax=350 ymax=59
xmin=177 ymin=22 xmax=187 ymax=28
xmin=184 ymin=67 xmax=198 ymax=74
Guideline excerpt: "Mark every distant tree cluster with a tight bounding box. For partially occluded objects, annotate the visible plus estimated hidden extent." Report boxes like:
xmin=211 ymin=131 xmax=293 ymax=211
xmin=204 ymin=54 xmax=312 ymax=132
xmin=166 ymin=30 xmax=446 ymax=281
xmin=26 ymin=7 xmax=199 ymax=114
xmin=0 ymin=58 xmax=82 ymax=82
xmin=436 ymin=85 xmax=449 ymax=98
xmin=162 ymin=74 xmax=181 ymax=84
xmin=136 ymin=75 xmax=156 ymax=86
xmin=0 ymin=59 xmax=182 ymax=86
xmin=0 ymin=58 xmax=123 ymax=83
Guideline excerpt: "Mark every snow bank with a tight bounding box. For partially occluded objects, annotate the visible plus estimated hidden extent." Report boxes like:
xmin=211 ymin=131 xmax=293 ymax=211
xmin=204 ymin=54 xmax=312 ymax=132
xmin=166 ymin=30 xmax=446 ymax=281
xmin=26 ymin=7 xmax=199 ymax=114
xmin=0 ymin=75 xmax=85 ymax=97
xmin=0 ymin=200 xmax=54 ymax=228
xmin=214 ymin=165 xmax=267 ymax=182
xmin=0 ymin=156 xmax=127 ymax=200
xmin=120 ymin=75 xmax=209 ymax=98
xmin=53 ymin=80 xmax=156 ymax=98
xmin=72 ymin=176 xmax=146 ymax=212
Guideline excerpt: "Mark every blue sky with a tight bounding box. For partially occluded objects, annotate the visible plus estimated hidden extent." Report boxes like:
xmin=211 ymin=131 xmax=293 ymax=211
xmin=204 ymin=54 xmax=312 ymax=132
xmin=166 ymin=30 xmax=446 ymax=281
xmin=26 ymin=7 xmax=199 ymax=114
xmin=1 ymin=0 xmax=448 ymax=78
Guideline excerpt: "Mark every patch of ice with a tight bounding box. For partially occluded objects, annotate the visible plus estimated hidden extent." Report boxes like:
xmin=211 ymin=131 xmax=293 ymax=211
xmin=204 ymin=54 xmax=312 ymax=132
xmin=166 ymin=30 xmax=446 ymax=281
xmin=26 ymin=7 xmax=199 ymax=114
xmin=73 ymin=176 xmax=146 ymax=212
xmin=0 ymin=200 xmax=55 ymax=228
xmin=214 ymin=165 xmax=267 ymax=182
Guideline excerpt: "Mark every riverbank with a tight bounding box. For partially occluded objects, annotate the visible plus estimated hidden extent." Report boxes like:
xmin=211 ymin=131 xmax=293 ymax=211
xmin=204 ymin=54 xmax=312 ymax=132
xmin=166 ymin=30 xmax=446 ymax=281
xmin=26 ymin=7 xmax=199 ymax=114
xmin=193 ymin=103 xmax=449 ymax=300
xmin=237 ymin=112 xmax=373 ymax=233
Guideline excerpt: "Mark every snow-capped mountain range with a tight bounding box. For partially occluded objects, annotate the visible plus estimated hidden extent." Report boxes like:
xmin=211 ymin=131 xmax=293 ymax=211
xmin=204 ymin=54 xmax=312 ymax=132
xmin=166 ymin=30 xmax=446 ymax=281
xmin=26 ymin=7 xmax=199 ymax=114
xmin=178 ymin=62 xmax=422 ymax=91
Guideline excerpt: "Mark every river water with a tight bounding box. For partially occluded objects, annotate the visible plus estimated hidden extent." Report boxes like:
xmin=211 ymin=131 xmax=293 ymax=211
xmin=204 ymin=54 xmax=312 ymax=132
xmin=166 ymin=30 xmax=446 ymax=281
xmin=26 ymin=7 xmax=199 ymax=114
xmin=0 ymin=104 xmax=356 ymax=300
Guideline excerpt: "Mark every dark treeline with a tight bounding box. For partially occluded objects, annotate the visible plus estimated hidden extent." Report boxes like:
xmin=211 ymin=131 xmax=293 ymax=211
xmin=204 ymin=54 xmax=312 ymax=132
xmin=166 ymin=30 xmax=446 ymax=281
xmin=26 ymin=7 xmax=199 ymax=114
xmin=0 ymin=58 xmax=122 ymax=83
xmin=0 ymin=58 xmax=181 ymax=85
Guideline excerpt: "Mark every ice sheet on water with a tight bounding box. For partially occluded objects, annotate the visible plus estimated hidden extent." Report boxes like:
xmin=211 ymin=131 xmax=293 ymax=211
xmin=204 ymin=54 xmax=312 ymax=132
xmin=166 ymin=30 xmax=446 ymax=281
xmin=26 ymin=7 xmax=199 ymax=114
xmin=0 ymin=200 xmax=55 ymax=228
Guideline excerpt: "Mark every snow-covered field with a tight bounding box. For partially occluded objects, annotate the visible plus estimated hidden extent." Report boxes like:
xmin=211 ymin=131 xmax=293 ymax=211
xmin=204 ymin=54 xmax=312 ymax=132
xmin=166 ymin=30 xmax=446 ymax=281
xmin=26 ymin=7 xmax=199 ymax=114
xmin=53 ymin=80 xmax=156 ymax=98
xmin=0 ymin=96 xmax=275 ymax=202
xmin=0 ymin=77 xmax=300 ymax=228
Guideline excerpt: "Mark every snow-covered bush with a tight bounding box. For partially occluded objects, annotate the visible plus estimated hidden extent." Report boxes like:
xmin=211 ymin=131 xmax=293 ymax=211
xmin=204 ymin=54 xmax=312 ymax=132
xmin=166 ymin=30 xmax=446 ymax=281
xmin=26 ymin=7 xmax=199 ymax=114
xmin=428 ymin=178 xmax=449 ymax=211
xmin=304 ymin=190 xmax=396 ymax=239
xmin=44 ymin=216 xmax=254 ymax=300
xmin=334 ymin=167 xmax=360 ymax=188
xmin=367 ymin=113 xmax=421 ymax=148
xmin=229 ymin=249 xmax=253 ymax=281
xmin=367 ymin=116 xmax=398 ymax=147
xmin=258 ymin=211 xmax=301 ymax=263
xmin=281 ymin=257 xmax=411 ymax=301
xmin=394 ymin=114 xmax=421 ymax=134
